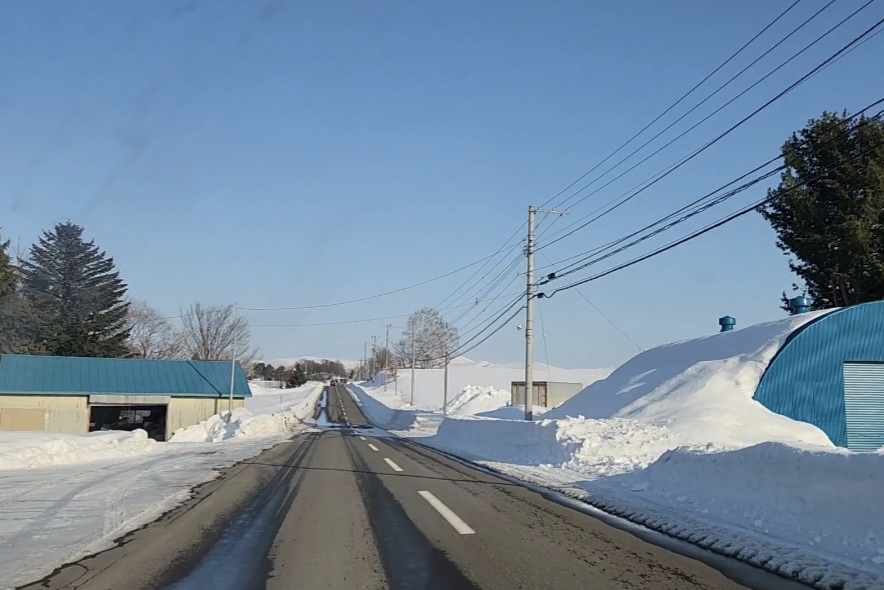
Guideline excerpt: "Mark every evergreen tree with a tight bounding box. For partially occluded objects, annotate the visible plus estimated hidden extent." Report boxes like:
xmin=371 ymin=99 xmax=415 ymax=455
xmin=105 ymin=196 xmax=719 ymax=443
xmin=286 ymin=363 xmax=307 ymax=388
xmin=759 ymin=112 xmax=884 ymax=309
xmin=0 ymin=231 xmax=43 ymax=354
xmin=21 ymin=222 xmax=131 ymax=357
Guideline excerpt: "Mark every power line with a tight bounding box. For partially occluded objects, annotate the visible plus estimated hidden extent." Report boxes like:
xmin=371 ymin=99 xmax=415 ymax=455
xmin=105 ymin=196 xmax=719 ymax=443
xmin=534 ymin=156 xmax=784 ymax=275
xmin=537 ymin=297 xmax=553 ymax=379
xmin=542 ymin=134 xmax=884 ymax=298
xmin=433 ymin=229 xmax=525 ymax=311
xmin=534 ymin=0 xmax=806 ymax=216
xmin=543 ymin=165 xmax=784 ymax=282
xmin=542 ymin=0 xmax=840 ymax=222
xmin=538 ymin=251 xmax=644 ymax=353
xmin=540 ymin=99 xmax=884 ymax=281
xmin=238 ymin=252 xmax=499 ymax=311
xmin=539 ymin=6 xmax=884 ymax=251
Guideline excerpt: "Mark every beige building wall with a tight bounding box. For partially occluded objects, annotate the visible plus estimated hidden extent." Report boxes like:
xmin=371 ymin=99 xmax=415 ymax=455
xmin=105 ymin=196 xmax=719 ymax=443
xmin=0 ymin=395 xmax=246 ymax=438
xmin=167 ymin=397 xmax=245 ymax=435
xmin=0 ymin=395 xmax=88 ymax=434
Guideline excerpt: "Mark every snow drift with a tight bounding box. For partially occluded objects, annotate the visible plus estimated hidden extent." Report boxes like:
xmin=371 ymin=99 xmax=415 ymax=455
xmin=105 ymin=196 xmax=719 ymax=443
xmin=349 ymin=321 xmax=884 ymax=588
xmin=545 ymin=310 xmax=835 ymax=448
xmin=169 ymin=382 xmax=323 ymax=442
xmin=0 ymin=430 xmax=158 ymax=470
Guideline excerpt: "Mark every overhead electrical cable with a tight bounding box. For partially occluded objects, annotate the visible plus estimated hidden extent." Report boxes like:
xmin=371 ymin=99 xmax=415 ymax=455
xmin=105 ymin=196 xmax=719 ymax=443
xmin=533 ymin=0 xmax=806 ymax=216
xmin=537 ymin=8 xmax=884 ymax=251
xmin=540 ymin=0 xmax=842 ymax=230
xmin=238 ymin=251 xmax=500 ymax=311
xmin=539 ymin=97 xmax=884 ymax=280
xmin=541 ymin=134 xmax=884 ymax=298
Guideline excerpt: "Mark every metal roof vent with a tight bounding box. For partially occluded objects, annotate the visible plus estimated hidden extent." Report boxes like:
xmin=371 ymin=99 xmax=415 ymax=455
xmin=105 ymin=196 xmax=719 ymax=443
xmin=719 ymin=316 xmax=736 ymax=332
xmin=788 ymin=295 xmax=811 ymax=315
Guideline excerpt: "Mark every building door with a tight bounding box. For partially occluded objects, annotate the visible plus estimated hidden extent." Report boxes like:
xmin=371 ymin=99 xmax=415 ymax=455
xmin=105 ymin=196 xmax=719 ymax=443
xmin=842 ymin=362 xmax=884 ymax=452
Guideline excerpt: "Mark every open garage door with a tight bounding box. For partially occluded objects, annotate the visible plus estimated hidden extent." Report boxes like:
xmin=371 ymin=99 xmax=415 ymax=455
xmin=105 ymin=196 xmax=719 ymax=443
xmin=89 ymin=404 xmax=168 ymax=441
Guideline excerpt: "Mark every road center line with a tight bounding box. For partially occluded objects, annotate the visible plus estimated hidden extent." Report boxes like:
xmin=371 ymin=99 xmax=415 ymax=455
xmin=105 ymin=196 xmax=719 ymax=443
xmin=383 ymin=458 xmax=404 ymax=472
xmin=359 ymin=436 xmax=366 ymax=440
xmin=367 ymin=443 xmax=379 ymax=452
xmin=417 ymin=491 xmax=476 ymax=535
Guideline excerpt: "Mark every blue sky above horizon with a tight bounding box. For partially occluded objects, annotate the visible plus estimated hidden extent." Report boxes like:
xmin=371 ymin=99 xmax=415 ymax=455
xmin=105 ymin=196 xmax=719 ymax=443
xmin=2 ymin=0 xmax=881 ymax=368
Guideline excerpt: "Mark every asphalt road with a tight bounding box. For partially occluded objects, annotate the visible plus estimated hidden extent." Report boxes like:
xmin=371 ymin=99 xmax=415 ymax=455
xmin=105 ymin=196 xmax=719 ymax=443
xmin=22 ymin=385 xmax=780 ymax=590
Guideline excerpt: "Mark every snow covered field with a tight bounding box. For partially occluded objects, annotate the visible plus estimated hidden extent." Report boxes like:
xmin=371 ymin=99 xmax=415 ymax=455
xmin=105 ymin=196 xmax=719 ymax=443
xmin=0 ymin=382 xmax=323 ymax=589
xmin=364 ymin=356 xmax=613 ymax=411
xmin=349 ymin=320 xmax=884 ymax=590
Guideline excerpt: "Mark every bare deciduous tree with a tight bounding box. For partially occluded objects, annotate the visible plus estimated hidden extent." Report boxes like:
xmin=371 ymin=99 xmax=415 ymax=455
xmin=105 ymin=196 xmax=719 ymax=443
xmin=126 ymin=300 xmax=183 ymax=359
xmin=179 ymin=303 xmax=258 ymax=366
xmin=394 ymin=308 xmax=458 ymax=369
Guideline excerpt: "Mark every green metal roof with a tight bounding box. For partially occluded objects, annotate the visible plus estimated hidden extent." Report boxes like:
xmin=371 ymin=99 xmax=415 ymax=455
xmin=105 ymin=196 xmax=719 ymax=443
xmin=0 ymin=354 xmax=252 ymax=397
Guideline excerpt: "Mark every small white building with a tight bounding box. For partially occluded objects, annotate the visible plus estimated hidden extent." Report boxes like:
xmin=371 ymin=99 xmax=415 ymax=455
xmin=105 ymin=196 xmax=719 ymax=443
xmin=510 ymin=381 xmax=584 ymax=408
xmin=0 ymin=354 xmax=250 ymax=441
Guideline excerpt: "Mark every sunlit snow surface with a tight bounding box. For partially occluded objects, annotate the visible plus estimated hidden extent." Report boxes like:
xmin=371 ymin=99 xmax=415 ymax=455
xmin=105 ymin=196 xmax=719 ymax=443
xmin=0 ymin=383 xmax=323 ymax=589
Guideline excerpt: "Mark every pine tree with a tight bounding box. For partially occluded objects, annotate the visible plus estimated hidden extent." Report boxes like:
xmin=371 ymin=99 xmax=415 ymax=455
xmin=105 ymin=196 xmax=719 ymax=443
xmin=759 ymin=112 xmax=884 ymax=309
xmin=0 ymin=231 xmax=42 ymax=353
xmin=21 ymin=222 xmax=131 ymax=357
xmin=287 ymin=363 xmax=307 ymax=388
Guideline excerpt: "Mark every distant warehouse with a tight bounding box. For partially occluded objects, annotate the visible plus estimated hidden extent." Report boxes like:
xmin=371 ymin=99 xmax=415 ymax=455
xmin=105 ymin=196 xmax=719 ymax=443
xmin=0 ymin=354 xmax=251 ymax=441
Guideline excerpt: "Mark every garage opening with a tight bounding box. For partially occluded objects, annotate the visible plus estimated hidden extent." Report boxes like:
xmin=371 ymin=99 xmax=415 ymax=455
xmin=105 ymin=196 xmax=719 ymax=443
xmin=89 ymin=404 xmax=168 ymax=441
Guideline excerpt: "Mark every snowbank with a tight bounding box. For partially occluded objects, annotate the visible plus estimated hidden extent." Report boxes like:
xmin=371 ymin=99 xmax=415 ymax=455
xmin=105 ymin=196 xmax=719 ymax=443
xmin=349 ymin=331 xmax=884 ymax=588
xmin=430 ymin=415 xmax=677 ymax=476
xmin=546 ymin=311 xmax=835 ymax=448
xmin=0 ymin=430 xmax=157 ymax=470
xmin=614 ymin=443 xmax=884 ymax=570
xmin=169 ymin=383 xmax=323 ymax=443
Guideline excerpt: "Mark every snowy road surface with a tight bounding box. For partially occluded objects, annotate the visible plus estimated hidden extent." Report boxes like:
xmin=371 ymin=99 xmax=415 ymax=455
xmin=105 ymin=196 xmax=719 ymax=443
xmin=20 ymin=386 xmax=799 ymax=590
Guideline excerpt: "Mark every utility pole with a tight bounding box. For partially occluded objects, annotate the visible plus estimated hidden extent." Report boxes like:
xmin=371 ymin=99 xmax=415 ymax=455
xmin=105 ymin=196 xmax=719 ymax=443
xmin=524 ymin=205 xmax=567 ymax=421
xmin=228 ymin=305 xmax=238 ymax=420
xmin=443 ymin=353 xmax=450 ymax=416
xmin=363 ymin=341 xmax=367 ymax=381
xmin=410 ymin=321 xmax=416 ymax=406
xmin=384 ymin=324 xmax=391 ymax=391
xmin=371 ymin=335 xmax=378 ymax=381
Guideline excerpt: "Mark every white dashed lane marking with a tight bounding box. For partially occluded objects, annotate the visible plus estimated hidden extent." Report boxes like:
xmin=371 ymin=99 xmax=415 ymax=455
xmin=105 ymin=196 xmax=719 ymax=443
xmin=383 ymin=458 xmax=403 ymax=472
xmin=418 ymin=491 xmax=476 ymax=535
xmin=367 ymin=443 xmax=379 ymax=452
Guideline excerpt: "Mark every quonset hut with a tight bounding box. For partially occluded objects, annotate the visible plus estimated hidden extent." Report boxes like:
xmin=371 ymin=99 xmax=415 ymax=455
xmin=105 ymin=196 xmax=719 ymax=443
xmin=754 ymin=297 xmax=884 ymax=451
xmin=547 ymin=297 xmax=884 ymax=452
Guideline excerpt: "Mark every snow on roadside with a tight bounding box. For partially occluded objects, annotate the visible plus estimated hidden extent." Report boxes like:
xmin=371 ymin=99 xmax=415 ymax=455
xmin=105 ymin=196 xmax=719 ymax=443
xmin=347 ymin=314 xmax=884 ymax=590
xmin=0 ymin=381 xmax=324 ymax=588
xmin=0 ymin=430 xmax=158 ymax=470
xmin=169 ymin=382 xmax=323 ymax=443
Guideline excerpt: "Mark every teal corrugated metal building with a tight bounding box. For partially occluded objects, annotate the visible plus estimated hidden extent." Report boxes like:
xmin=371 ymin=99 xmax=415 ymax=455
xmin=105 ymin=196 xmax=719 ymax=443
xmin=753 ymin=300 xmax=884 ymax=452
xmin=0 ymin=354 xmax=252 ymax=440
xmin=0 ymin=354 xmax=251 ymax=397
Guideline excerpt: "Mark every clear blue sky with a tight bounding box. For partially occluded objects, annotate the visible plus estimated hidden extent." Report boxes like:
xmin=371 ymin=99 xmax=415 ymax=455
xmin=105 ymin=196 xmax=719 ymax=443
xmin=1 ymin=0 xmax=881 ymax=368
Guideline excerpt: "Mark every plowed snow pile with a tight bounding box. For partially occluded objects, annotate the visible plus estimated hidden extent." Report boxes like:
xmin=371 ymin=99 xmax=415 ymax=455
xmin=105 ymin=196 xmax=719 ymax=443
xmin=351 ymin=314 xmax=884 ymax=589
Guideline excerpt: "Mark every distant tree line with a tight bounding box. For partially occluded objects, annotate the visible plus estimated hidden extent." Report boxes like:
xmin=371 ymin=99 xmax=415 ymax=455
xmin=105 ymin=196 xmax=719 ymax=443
xmin=251 ymin=358 xmax=348 ymax=389
xmin=0 ymin=221 xmax=257 ymax=362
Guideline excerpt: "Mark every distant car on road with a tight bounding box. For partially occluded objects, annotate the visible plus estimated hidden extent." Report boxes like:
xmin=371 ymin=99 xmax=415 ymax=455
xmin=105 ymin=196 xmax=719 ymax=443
xmin=329 ymin=379 xmax=338 ymax=386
